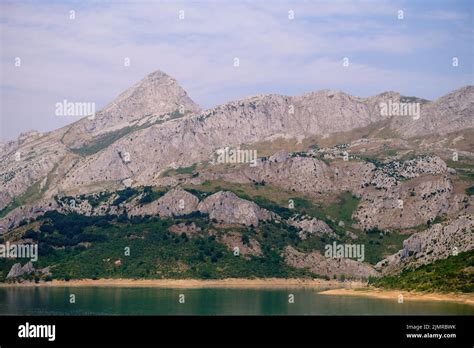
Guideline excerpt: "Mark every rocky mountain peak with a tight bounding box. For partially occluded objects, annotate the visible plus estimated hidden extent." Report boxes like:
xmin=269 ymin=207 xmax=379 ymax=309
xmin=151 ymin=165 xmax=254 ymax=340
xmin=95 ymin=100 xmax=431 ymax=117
xmin=17 ymin=130 xmax=42 ymax=143
xmin=100 ymin=70 xmax=201 ymax=120
xmin=392 ymin=85 xmax=474 ymax=137
xmin=61 ymin=70 xmax=201 ymax=148
xmin=448 ymin=85 xmax=474 ymax=96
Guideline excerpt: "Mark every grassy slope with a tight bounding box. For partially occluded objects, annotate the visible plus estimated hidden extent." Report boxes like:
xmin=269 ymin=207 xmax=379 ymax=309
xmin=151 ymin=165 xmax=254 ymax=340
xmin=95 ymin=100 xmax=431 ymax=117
xmin=70 ymin=109 xmax=187 ymax=157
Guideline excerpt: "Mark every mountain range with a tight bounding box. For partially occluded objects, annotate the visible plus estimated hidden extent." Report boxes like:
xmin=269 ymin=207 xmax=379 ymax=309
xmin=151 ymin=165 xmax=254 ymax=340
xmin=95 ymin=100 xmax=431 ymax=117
xmin=0 ymin=70 xmax=473 ymax=286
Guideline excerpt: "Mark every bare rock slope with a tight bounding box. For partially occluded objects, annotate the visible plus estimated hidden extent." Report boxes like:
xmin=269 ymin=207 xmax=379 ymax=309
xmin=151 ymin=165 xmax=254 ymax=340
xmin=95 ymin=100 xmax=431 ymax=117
xmin=1 ymin=70 xmax=472 ymax=213
xmin=376 ymin=214 xmax=474 ymax=275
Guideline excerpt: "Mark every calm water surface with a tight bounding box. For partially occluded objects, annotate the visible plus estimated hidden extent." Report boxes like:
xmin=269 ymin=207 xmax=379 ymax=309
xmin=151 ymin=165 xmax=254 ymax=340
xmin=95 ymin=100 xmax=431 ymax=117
xmin=0 ymin=287 xmax=472 ymax=315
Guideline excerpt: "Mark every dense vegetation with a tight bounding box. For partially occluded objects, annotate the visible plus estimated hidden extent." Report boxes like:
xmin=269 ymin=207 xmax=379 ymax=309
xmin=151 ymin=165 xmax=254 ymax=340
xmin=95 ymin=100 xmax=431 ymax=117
xmin=2 ymin=181 xmax=459 ymax=291
xmin=0 ymin=211 xmax=314 ymax=281
xmin=372 ymin=250 xmax=474 ymax=293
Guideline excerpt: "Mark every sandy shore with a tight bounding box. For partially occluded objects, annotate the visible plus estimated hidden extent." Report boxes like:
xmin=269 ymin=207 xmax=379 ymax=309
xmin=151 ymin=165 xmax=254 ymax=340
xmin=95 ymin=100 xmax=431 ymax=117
xmin=0 ymin=278 xmax=366 ymax=289
xmin=319 ymin=288 xmax=474 ymax=306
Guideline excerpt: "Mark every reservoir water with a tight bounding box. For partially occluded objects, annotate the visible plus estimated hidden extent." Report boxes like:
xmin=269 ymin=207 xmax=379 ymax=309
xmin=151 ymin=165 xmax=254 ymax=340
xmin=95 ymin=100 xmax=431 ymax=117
xmin=0 ymin=287 xmax=472 ymax=315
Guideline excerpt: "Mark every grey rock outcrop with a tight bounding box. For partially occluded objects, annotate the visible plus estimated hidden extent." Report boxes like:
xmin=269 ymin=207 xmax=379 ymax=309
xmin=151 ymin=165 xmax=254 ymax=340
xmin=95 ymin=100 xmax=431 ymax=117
xmin=0 ymin=200 xmax=59 ymax=234
xmin=284 ymin=246 xmax=379 ymax=279
xmin=61 ymin=70 xmax=201 ymax=149
xmin=288 ymin=216 xmax=337 ymax=240
xmin=0 ymin=70 xmax=472 ymax=237
xmin=198 ymin=191 xmax=273 ymax=226
xmin=375 ymin=214 xmax=474 ymax=274
xmin=129 ymin=188 xmax=199 ymax=217
xmin=391 ymin=86 xmax=474 ymax=138
xmin=6 ymin=261 xmax=35 ymax=279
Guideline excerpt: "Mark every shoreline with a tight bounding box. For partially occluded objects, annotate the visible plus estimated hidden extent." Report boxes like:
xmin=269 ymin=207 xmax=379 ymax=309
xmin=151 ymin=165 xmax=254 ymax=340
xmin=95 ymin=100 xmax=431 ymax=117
xmin=0 ymin=278 xmax=365 ymax=289
xmin=0 ymin=278 xmax=472 ymax=305
xmin=319 ymin=288 xmax=474 ymax=306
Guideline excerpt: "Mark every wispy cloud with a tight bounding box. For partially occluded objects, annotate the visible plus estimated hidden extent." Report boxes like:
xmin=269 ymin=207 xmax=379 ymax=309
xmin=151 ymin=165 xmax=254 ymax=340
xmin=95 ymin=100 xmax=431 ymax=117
xmin=0 ymin=0 xmax=472 ymax=141
xmin=426 ymin=10 xmax=469 ymax=21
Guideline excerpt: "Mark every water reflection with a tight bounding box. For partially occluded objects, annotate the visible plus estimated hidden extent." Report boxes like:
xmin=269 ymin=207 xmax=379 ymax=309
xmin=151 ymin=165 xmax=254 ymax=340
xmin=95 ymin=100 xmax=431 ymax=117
xmin=0 ymin=287 xmax=472 ymax=315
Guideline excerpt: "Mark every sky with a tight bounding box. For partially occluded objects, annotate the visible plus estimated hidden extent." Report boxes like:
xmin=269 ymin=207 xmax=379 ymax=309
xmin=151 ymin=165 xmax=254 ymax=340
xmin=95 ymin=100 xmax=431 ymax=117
xmin=0 ymin=0 xmax=473 ymax=141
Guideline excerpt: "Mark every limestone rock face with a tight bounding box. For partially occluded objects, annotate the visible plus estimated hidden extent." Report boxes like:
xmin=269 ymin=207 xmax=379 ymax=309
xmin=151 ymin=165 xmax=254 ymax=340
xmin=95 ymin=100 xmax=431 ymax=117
xmin=396 ymin=156 xmax=448 ymax=178
xmin=0 ymin=70 xmax=472 ymax=243
xmin=21 ymin=261 xmax=35 ymax=274
xmin=54 ymin=87 xmax=418 ymax=192
xmin=268 ymin=151 xmax=289 ymax=163
xmin=241 ymin=156 xmax=334 ymax=195
xmin=98 ymin=70 xmax=200 ymax=123
xmin=391 ymin=86 xmax=474 ymax=137
xmin=1 ymin=69 xmax=471 ymax=212
xmin=129 ymin=188 xmax=199 ymax=217
xmin=283 ymin=246 xmax=379 ymax=279
xmin=352 ymin=155 xmax=466 ymax=230
xmin=355 ymin=175 xmax=454 ymax=230
xmin=288 ymin=217 xmax=336 ymax=240
xmin=228 ymin=153 xmax=458 ymax=231
xmin=198 ymin=191 xmax=273 ymax=226
xmin=0 ymin=129 xmax=68 ymax=211
xmin=6 ymin=261 xmax=35 ymax=279
xmin=0 ymin=200 xmax=59 ymax=234
xmin=6 ymin=263 xmax=23 ymax=278
xmin=375 ymin=214 xmax=474 ymax=275
xmin=1 ymin=70 xmax=472 ymax=282
xmin=61 ymin=70 xmax=201 ymax=149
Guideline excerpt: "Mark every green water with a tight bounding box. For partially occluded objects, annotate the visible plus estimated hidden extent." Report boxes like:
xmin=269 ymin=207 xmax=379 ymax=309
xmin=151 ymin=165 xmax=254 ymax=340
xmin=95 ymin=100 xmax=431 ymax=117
xmin=0 ymin=287 xmax=472 ymax=315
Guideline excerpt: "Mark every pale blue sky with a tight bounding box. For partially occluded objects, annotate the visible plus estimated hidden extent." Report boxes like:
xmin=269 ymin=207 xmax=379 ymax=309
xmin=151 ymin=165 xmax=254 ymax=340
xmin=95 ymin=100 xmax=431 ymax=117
xmin=1 ymin=0 xmax=473 ymax=141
